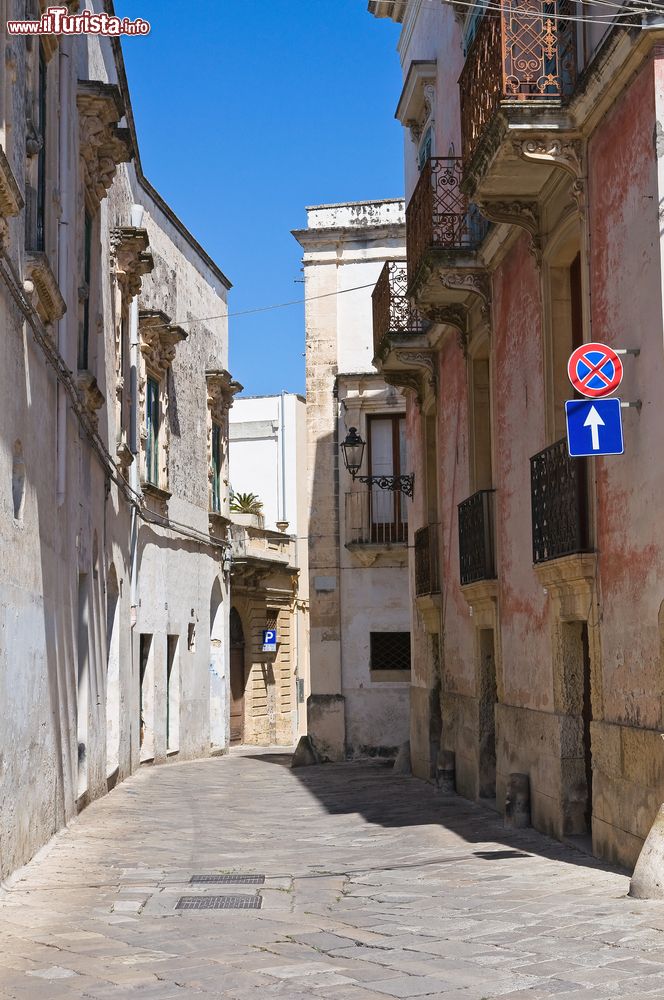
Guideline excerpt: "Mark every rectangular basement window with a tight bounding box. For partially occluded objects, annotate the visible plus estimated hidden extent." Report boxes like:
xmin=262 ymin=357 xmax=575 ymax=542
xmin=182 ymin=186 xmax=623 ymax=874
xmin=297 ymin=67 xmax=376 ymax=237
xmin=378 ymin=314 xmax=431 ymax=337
xmin=370 ymin=632 xmax=411 ymax=673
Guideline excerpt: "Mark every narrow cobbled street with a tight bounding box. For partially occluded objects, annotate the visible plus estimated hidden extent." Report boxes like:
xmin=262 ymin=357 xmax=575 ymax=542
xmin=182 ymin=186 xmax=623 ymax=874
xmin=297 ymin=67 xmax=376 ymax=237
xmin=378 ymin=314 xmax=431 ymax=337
xmin=2 ymin=751 xmax=664 ymax=1000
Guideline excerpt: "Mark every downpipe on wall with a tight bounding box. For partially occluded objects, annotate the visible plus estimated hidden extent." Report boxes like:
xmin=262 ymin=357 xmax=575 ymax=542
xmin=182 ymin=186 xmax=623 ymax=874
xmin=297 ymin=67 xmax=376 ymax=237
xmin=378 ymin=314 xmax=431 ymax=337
xmin=128 ymin=203 xmax=144 ymax=621
xmin=56 ymin=39 xmax=72 ymax=506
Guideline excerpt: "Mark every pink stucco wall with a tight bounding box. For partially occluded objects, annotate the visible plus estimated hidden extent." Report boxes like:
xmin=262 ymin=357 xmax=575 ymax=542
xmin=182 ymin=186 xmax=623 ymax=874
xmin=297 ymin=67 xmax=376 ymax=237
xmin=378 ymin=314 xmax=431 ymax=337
xmin=493 ymin=235 xmax=551 ymax=711
xmin=437 ymin=334 xmax=475 ymax=695
xmin=589 ymin=58 xmax=663 ymax=730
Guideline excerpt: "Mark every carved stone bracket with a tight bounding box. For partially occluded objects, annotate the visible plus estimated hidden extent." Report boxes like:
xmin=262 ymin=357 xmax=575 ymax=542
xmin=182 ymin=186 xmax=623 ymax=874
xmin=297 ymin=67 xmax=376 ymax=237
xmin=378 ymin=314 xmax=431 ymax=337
xmin=394 ymin=350 xmax=436 ymax=380
xmin=23 ymin=251 xmax=66 ymax=327
xmin=77 ymin=81 xmax=133 ymax=212
xmin=476 ymin=199 xmax=539 ymax=236
xmin=0 ymin=145 xmax=23 ymax=245
xmin=476 ymin=199 xmax=542 ymax=265
xmin=439 ymin=269 xmax=491 ymax=305
xmin=77 ymin=370 xmax=105 ymax=427
xmin=437 ymin=269 xmax=492 ymax=328
xmin=383 ymin=349 xmax=437 ymax=406
xmin=383 ymin=370 xmax=425 ymax=402
xmin=514 ymin=136 xmax=587 ymax=220
xmin=514 ymin=137 xmax=583 ymax=178
xmin=111 ymin=226 xmax=154 ymax=298
xmin=206 ymin=369 xmax=243 ymax=423
xmin=139 ymin=310 xmax=187 ymax=372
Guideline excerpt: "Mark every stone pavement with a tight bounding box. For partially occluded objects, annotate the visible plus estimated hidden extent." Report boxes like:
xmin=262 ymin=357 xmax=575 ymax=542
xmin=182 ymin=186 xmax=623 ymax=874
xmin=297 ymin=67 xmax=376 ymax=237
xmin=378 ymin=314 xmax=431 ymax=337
xmin=2 ymin=752 xmax=664 ymax=1000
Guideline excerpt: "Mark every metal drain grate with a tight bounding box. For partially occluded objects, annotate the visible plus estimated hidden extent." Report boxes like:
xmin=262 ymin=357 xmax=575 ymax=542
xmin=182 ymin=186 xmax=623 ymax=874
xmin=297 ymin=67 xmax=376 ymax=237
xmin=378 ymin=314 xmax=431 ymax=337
xmin=473 ymin=850 xmax=530 ymax=860
xmin=189 ymin=874 xmax=265 ymax=885
xmin=176 ymin=895 xmax=263 ymax=910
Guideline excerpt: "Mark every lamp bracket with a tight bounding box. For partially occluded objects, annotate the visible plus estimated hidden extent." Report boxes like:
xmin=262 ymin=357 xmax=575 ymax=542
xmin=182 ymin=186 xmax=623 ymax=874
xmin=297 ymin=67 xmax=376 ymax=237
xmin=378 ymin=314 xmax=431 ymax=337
xmin=353 ymin=473 xmax=415 ymax=498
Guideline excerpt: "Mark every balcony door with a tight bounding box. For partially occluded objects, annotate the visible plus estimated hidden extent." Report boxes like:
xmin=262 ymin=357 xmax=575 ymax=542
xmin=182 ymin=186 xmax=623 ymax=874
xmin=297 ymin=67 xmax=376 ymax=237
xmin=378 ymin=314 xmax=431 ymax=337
xmin=368 ymin=415 xmax=407 ymax=543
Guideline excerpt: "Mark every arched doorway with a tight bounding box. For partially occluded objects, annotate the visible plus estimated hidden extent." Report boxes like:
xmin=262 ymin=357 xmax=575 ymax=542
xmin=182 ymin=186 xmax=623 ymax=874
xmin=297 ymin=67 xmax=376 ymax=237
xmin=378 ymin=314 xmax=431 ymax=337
xmin=229 ymin=607 xmax=245 ymax=744
xmin=209 ymin=578 xmax=225 ymax=749
xmin=106 ymin=564 xmax=121 ymax=783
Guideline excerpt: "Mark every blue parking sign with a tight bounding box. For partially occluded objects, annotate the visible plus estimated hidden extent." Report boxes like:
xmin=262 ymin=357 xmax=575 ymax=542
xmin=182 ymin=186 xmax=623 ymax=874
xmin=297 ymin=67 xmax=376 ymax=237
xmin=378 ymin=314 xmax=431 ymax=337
xmin=262 ymin=629 xmax=277 ymax=652
xmin=565 ymin=398 xmax=624 ymax=457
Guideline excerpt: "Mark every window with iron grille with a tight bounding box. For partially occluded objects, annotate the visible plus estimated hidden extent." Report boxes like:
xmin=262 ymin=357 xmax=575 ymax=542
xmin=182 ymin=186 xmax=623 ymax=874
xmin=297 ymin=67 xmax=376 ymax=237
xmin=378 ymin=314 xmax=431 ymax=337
xmin=36 ymin=45 xmax=47 ymax=252
xmin=370 ymin=632 xmax=411 ymax=672
xmin=211 ymin=421 xmax=222 ymax=512
xmin=78 ymin=212 xmax=93 ymax=370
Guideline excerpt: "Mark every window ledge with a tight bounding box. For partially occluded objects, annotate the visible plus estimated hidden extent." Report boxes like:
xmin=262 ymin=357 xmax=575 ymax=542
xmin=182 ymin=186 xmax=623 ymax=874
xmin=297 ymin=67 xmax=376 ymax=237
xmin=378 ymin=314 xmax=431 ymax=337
xmin=370 ymin=670 xmax=412 ymax=683
xmin=345 ymin=541 xmax=408 ymax=568
xmin=141 ymin=481 xmax=171 ymax=517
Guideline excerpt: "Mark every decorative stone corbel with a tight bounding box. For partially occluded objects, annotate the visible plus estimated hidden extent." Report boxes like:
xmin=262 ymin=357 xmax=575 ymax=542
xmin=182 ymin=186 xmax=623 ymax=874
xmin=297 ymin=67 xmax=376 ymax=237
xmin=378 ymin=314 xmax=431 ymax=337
xmin=77 ymin=81 xmax=133 ymax=212
xmin=514 ymin=137 xmax=584 ymax=179
xmin=110 ymin=226 xmax=154 ymax=298
xmin=476 ymin=198 xmax=543 ymax=267
xmin=514 ymin=137 xmax=587 ymax=221
xmin=206 ymin=369 xmax=243 ymax=423
xmin=0 ymin=145 xmax=23 ymax=246
xmin=77 ymin=371 xmax=105 ymax=427
xmin=23 ymin=251 xmax=66 ymax=327
xmin=139 ymin=310 xmax=187 ymax=371
xmin=439 ymin=269 xmax=492 ymax=314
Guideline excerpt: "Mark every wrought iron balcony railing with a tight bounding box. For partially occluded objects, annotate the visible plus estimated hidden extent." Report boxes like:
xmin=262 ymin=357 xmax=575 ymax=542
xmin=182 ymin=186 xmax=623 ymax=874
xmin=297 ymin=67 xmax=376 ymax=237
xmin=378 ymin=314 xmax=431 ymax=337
xmin=531 ymin=439 xmax=590 ymax=564
xmin=459 ymin=0 xmax=577 ymax=165
xmin=372 ymin=261 xmax=425 ymax=357
xmin=414 ymin=523 xmax=441 ymax=597
xmin=345 ymin=490 xmax=407 ymax=546
xmin=458 ymin=489 xmax=496 ymax=585
xmin=406 ymin=157 xmax=490 ymax=286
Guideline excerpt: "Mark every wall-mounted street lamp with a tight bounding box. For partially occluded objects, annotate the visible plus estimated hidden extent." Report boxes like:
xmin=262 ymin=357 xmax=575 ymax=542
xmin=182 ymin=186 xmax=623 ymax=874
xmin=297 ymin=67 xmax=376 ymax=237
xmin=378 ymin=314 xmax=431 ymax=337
xmin=340 ymin=427 xmax=414 ymax=498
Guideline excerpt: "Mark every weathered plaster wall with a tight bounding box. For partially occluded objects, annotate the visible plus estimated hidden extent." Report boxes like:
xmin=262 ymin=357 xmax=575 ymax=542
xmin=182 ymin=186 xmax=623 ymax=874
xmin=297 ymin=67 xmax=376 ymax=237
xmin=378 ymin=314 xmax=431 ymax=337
xmin=587 ymin=56 xmax=664 ymax=865
xmin=493 ymin=235 xmax=551 ymax=711
xmin=296 ymin=202 xmax=411 ymax=759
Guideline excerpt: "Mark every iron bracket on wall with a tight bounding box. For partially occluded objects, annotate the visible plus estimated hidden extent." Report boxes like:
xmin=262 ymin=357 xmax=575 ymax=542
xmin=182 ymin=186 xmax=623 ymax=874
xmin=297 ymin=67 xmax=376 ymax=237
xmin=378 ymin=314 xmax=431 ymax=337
xmin=353 ymin=474 xmax=414 ymax=498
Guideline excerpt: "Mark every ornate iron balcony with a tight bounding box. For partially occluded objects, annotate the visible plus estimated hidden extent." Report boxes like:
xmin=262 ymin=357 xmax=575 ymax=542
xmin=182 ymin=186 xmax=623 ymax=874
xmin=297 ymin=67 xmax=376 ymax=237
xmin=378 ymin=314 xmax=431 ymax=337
xmin=414 ymin=523 xmax=441 ymax=596
xmin=372 ymin=261 xmax=425 ymax=357
xmin=458 ymin=489 xmax=496 ymax=585
xmin=345 ymin=490 xmax=407 ymax=546
xmin=531 ymin=439 xmax=590 ymax=564
xmin=459 ymin=0 xmax=577 ymax=165
xmin=406 ymin=157 xmax=490 ymax=286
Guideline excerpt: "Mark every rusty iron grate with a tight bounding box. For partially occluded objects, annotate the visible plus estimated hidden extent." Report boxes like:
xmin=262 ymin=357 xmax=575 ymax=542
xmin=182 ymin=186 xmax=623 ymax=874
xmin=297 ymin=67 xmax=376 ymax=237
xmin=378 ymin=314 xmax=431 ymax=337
xmin=189 ymin=874 xmax=265 ymax=885
xmin=176 ymin=895 xmax=262 ymax=910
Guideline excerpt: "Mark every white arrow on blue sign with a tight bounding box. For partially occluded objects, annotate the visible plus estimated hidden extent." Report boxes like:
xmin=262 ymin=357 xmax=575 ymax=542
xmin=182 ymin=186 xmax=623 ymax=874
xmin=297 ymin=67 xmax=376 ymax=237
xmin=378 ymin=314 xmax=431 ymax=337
xmin=565 ymin=398 xmax=624 ymax=457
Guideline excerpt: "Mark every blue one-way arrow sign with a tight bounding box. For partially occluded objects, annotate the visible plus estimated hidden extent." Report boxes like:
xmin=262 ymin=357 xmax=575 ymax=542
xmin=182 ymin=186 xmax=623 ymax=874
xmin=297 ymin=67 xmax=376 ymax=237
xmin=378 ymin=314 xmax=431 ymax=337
xmin=565 ymin=398 xmax=624 ymax=457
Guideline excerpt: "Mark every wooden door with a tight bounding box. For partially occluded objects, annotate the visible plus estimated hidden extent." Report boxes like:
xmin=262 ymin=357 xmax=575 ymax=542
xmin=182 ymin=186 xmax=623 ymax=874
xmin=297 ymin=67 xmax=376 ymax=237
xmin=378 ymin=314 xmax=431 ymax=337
xmin=230 ymin=646 xmax=245 ymax=744
xmin=229 ymin=608 xmax=245 ymax=744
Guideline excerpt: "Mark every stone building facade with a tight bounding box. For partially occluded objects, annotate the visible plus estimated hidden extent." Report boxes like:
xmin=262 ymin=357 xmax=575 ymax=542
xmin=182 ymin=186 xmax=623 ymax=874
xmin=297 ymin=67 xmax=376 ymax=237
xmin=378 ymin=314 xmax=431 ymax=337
xmin=228 ymin=393 xmax=309 ymax=745
xmin=369 ymin=0 xmax=664 ymax=868
xmin=293 ymin=201 xmax=411 ymax=761
xmin=0 ymin=2 xmax=237 ymax=881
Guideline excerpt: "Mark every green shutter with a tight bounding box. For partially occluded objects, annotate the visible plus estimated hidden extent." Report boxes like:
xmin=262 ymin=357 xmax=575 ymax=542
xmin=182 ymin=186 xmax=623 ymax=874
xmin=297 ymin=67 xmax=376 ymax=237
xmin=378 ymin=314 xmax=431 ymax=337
xmin=146 ymin=378 xmax=160 ymax=485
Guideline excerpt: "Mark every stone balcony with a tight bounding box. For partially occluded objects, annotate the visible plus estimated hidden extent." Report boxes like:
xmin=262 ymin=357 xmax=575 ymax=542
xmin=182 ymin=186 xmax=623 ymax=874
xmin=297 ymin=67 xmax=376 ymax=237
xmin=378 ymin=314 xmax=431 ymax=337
xmin=458 ymin=0 xmax=578 ymax=205
xmin=229 ymin=517 xmax=296 ymax=589
xmin=404 ymin=157 xmax=491 ymax=355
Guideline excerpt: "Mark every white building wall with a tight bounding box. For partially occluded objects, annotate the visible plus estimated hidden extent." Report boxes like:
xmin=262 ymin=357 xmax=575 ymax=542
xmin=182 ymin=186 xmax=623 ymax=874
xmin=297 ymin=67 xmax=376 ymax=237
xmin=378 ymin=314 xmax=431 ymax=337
xmin=294 ymin=200 xmax=411 ymax=759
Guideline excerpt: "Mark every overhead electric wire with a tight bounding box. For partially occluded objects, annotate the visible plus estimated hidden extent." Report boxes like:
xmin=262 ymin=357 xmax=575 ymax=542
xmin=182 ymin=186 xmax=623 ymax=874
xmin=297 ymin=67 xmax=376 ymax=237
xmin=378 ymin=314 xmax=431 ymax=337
xmin=139 ymin=280 xmax=385 ymax=334
xmin=376 ymin=0 xmax=664 ymax=24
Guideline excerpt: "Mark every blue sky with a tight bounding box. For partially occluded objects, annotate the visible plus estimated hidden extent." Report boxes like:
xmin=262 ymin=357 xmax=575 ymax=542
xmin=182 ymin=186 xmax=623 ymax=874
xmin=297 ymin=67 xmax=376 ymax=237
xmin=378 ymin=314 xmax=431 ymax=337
xmin=114 ymin=0 xmax=404 ymax=396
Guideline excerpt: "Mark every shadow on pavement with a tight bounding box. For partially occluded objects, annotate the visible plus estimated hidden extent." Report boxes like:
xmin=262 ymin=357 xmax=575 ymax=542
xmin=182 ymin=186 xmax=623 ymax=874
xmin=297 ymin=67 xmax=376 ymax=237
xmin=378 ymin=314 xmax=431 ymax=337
xmin=247 ymin=752 xmax=627 ymax=878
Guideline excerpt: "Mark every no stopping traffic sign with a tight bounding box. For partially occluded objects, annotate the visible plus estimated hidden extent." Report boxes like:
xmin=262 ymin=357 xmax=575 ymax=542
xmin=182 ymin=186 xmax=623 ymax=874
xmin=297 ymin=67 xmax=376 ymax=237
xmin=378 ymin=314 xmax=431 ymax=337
xmin=567 ymin=342 xmax=624 ymax=398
